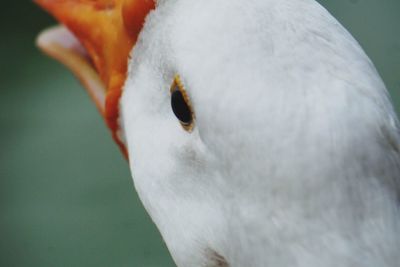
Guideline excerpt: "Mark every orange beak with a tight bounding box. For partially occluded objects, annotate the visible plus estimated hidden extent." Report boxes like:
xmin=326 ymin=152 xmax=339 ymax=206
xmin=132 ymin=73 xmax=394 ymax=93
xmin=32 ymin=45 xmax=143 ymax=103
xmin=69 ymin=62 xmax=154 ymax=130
xmin=35 ymin=0 xmax=155 ymax=158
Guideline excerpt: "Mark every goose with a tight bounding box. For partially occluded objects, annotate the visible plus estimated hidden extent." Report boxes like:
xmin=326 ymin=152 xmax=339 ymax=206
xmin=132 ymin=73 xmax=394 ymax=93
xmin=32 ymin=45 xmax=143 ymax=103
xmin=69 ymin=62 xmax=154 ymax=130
xmin=35 ymin=0 xmax=400 ymax=266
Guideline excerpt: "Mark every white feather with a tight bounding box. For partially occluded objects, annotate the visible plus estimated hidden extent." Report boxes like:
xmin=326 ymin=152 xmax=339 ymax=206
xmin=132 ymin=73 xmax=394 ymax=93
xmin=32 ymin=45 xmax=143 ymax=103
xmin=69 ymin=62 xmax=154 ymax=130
xmin=121 ymin=0 xmax=400 ymax=266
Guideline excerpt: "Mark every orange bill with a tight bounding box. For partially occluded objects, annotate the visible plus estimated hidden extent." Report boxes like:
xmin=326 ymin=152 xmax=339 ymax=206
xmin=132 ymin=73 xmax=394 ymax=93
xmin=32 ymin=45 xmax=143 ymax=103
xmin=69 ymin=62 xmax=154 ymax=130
xmin=35 ymin=0 xmax=155 ymax=158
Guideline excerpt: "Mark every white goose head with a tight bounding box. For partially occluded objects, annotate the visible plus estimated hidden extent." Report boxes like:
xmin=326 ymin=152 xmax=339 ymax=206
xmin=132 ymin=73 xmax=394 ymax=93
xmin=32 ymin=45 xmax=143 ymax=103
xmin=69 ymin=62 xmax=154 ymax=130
xmin=36 ymin=0 xmax=400 ymax=266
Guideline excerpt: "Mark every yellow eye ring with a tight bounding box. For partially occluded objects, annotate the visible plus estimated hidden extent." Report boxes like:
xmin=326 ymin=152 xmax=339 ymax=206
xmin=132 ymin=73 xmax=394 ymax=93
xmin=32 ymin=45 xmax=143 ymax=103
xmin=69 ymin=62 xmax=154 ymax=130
xmin=170 ymin=75 xmax=195 ymax=132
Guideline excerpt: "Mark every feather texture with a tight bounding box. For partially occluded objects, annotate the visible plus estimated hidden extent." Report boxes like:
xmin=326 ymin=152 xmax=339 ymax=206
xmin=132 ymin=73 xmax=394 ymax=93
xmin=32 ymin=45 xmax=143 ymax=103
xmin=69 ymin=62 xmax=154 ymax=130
xmin=121 ymin=0 xmax=400 ymax=266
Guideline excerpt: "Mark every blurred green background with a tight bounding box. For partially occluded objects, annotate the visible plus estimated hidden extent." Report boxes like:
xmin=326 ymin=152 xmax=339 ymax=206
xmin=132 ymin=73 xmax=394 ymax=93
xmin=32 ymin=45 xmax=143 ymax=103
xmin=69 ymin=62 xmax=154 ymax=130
xmin=0 ymin=1 xmax=399 ymax=266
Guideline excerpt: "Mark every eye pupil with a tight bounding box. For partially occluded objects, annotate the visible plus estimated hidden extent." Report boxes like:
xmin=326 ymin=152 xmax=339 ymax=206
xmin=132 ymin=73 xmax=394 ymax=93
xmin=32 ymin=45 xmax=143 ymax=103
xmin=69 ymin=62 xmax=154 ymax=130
xmin=171 ymin=89 xmax=192 ymax=125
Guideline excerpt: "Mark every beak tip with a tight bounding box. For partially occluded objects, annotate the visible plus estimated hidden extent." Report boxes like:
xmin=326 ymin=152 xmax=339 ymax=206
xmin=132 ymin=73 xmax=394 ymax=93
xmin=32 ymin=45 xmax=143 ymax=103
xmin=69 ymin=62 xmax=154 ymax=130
xmin=35 ymin=28 xmax=50 ymax=50
xmin=35 ymin=25 xmax=64 ymax=52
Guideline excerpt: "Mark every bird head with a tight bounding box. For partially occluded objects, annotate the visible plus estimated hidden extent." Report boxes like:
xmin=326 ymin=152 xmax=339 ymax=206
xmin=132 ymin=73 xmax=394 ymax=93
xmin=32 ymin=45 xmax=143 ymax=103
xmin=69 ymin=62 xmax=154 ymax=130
xmin=35 ymin=0 xmax=288 ymax=260
xmin=35 ymin=0 xmax=274 ymax=263
xmin=37 ymin=0 xmax=390 ymax=266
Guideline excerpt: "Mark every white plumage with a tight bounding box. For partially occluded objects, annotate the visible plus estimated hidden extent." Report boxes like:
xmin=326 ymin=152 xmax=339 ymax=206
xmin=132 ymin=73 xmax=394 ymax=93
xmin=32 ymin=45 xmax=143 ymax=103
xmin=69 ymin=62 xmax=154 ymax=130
xmin=120 ymin=0 xmax=400 ymax=266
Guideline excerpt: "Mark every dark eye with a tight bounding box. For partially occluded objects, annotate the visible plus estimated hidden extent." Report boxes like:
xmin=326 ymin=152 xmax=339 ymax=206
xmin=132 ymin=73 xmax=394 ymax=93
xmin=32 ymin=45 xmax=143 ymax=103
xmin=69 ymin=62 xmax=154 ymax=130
xmin=170 ymin=75 xmax=194 ymax=131
xmin=171 ymin=90 xmax=192 ymax=123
